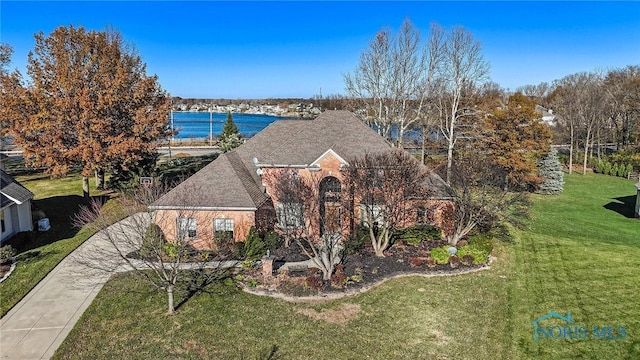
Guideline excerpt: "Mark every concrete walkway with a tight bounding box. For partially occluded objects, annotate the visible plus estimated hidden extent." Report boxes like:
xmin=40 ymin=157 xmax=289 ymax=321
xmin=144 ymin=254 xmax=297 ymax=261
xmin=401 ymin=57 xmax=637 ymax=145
xmin=0 ymin=215 xmax=143 ymax=359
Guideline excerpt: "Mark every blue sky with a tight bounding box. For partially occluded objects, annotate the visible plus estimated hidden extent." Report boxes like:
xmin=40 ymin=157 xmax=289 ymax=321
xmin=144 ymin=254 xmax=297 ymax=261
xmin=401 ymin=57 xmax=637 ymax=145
xmin=2 ymin=1 xmax=639 ymax=99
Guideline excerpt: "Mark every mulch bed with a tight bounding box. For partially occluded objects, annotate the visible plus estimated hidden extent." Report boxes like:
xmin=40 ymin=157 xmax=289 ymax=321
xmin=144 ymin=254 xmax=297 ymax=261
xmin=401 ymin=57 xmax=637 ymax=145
xmin=247 ymin=240 xmax=488 ymax=298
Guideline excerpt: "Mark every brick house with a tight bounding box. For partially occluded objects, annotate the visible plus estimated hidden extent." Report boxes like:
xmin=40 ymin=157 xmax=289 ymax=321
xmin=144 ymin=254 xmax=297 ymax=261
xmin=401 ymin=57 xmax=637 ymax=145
xmin=152 ymin=110 xmax=451 ymax=249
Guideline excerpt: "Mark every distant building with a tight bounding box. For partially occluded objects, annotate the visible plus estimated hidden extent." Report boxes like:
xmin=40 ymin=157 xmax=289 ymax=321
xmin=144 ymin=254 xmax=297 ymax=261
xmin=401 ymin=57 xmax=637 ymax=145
xmin=536 ymin=105 xmax=556 ymax=126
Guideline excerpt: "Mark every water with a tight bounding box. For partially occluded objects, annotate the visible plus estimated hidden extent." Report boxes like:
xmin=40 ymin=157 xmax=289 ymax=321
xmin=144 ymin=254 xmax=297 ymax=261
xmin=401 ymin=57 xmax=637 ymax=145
xmin=170 ymin=112 xmax=284 ymax=139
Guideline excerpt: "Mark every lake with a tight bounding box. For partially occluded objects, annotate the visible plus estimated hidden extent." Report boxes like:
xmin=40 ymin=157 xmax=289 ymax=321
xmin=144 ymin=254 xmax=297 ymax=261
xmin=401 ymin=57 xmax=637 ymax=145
xmin=171 ymin=112 xmax=284 ymax=139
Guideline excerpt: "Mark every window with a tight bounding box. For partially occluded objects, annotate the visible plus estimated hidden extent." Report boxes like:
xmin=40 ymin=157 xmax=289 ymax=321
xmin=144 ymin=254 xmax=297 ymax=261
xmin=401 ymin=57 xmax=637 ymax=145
xmin=416 ymin=206 xmax=435 ymax=225
xmin=277 ymin=202 xmax=303 ymax=228
xmin=1 ymin=210 xmax=5 ymax=233
xmin=359 ymin=204 xmax=385 ymax=227
xmin=214 ymin=218 xmax=234 ymax=239
xmin=177 ymin=218 xmax=197 ymax=239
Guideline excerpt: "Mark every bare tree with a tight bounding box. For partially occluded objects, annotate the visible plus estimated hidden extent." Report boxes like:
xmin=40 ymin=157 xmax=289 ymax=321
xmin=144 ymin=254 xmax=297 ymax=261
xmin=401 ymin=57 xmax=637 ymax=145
xmin=345 ymin=18 xmax=440 ymax=146
xmin=438 ymin=26 xmax=490 ymax=185
xmin=604 ymin=66 xmax=640 ymax=149
xmin=343 ymin=150 xmax=433 ymax=257
xmin=442 ymin=154 xmax=529 ymax=246
xmin=552 ymin=72 xmax=605 ymax=175
xmin=71 ymin=182 xmax=232 ymax=315
xmin=264 ymin=170 xmax=346 ymax=281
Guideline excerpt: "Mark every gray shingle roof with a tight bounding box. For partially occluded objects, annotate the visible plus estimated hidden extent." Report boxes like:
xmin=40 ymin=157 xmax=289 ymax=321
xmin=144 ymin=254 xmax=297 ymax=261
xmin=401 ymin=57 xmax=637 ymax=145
xmin=1 ymin=170 xmax=34 ymax=208
xmin=153 ymin=110 xmax=451 ymax=209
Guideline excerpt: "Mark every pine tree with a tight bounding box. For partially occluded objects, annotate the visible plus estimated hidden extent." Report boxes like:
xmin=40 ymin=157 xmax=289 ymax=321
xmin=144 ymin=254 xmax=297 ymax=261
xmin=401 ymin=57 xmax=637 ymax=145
xmin=220 ymin=111 xmax=239 ymax=142
xmin=219 ymin=111 xmax=242 ymax=152
xmin=537 ymin=148 xmax=564 ymax=194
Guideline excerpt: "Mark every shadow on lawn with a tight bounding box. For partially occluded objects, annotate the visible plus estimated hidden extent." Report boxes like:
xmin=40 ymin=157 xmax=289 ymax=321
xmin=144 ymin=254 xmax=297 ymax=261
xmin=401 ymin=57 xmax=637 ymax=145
xmin=603 ymin=195 xmax=636 ymax=219
xmin=5 ymin=195 xmax=88 ymax=254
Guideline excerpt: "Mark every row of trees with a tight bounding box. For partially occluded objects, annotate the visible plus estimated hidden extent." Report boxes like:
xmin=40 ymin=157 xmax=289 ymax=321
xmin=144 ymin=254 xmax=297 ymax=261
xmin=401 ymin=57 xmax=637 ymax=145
xmin=1 ymin=26 xmax=172 ymax=198
xmin=344 ymin=19 xmax=490 ymax=184
xmin=344 ymin=19 xmax=639 ymax=183
xmin=524 ymin=66 xmax=640 ymax=175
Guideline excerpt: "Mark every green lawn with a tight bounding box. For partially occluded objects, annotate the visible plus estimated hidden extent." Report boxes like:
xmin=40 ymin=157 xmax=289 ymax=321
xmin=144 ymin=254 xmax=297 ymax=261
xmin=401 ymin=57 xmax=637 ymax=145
xmin=0 ymin=173 xmax=109 ymax=317
xmin=52 ymin=173 xmax=640 ymax=359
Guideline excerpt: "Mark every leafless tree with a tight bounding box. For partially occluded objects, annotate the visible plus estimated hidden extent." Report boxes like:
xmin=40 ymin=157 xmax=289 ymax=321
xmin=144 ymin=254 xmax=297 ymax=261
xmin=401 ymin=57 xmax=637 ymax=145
xmin=345 ymin=19 xmax=442 ymax=146
xmin=343 ymin=150 xmax=433 ymax=257
xmin=437 ymin=26 xmax=490 ymax=185
xmin=71 ymin=182 xmax=232 ymax=315
xmin=604 ymin=66 xmax=640 ymax=149
xmin=442 ymin=154 xmax=529 ymax=246
xmin=264 ymin=170 xmax=346 ymax=281
xmin=552 ymin=72 xmax=606 ymax=175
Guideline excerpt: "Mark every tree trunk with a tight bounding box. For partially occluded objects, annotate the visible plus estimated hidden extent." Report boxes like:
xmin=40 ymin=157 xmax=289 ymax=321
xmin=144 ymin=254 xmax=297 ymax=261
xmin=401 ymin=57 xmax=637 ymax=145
xmin=446 ymin=135 xmax=454 ymax=185
xmin=583 ymin=127 xmax=592 ymax=175
xmin=568 ymin=126 xmax=574 ymax=175
xmin=421 ymin=125 xmax=426 ymax=164
xmin=167 ymin=285 xmax=175 ymax=315
xmin=82 ymin=176 xmax=90 ymax=200
xmin=95 ymin=169 xmax=105 ymax=190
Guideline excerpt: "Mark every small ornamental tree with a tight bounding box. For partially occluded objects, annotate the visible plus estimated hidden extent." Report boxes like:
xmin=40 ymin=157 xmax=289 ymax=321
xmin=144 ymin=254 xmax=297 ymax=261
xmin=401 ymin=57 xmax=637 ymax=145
xmin=537 ymin=148 xmax=564 ymax=195
xmin=343 ymin=150 xmax=433 ymax=257
xmin=264 ymin=170 xmax=346 ymax=281
xmin=71 ymin=182 xmax=230 ymax=315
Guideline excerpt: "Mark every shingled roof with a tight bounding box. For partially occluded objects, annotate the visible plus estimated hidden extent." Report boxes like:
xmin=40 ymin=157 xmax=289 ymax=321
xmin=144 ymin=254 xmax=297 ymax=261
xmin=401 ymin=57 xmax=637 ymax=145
xmin=153 ymin=110 xmax=450 ymax=209
xmin=1 ymin=169 xmax=34 ymax=209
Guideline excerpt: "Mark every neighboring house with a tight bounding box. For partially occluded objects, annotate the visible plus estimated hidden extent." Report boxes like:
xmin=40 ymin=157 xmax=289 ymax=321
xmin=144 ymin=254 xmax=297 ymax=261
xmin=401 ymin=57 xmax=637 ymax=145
xmin=535 ymin=105 xmax=556 ymax=127
xmin=152 ymin=110 xmax=451 ymax=249
xmin=635 ymin=181 xmax=640 ymax=219
xmin=1 ymin=169 xmax=34 ymax=243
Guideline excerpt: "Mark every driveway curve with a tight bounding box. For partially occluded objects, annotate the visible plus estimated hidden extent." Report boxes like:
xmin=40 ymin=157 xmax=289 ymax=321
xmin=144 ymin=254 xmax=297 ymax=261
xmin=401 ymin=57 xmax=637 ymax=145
xmin=0 ymin=214 xmax=147 ymax=359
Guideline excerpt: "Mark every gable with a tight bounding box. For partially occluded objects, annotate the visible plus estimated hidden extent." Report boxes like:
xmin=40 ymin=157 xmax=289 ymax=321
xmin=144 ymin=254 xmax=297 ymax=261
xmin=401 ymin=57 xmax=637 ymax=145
xmin=1 ymin=170 xmax=34 ymax=208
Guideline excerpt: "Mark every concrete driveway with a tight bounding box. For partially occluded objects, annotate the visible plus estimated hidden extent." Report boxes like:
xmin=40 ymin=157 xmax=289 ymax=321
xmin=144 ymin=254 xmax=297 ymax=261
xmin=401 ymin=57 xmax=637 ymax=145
xmin=0 ymin=215 xmax=147 ymax=359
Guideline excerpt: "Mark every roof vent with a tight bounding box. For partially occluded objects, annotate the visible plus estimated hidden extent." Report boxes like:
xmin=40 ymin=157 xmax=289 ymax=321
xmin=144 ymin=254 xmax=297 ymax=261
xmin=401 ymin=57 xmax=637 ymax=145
xmin=252 ymin=157 xmax=258 ymax=165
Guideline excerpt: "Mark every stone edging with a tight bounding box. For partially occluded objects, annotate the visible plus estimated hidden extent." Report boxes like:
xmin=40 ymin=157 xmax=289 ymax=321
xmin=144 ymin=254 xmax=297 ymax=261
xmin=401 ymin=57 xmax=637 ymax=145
xmin=242 ymin=255 xmax=495 ymax=303
xmin=0 ymin=258 xmax=17 ymax=284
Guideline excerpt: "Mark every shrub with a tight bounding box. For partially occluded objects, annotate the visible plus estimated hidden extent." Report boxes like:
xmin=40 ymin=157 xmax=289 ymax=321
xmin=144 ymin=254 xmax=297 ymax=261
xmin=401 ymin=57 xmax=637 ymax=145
xmin=140 ymin=223 xmax=166 ymax=258
xmin=305 ymin=275 xmax=324 ymax=291
xmin=0 ymin=245 xmax=15 ymax=264
xmin=263 ymin=230 xmax=280 ymax=251
xmin=213 ymin=231 xmax=233 ymax=252
xmin=627 ymin=164 xmax=634 ymax=178
xmin=346 ymin=226 xmax=368 ymax=254
xmin=461 ymin=255 xmax=474 ymax=266
xmin=426 ymin=257 xmax=437 ymax=268
xmin=331 ymin=265 xmax=348 ymax=288
xmin=537 ymin=148 xmax=564 ymax=194
xmin=603 ymin=161 xmax=612 ymax=176
xmin=430 ymin=246 xmax=450 ymax=265
xmin=449 ymin=255 xmax=460 ymax=269
xmin=457 ymin=234 xmax=493 ymax=265
xmin=397 ymin=224 xmax=441 ymax=246
xmin=611 ymin=163 xmax=619 ymax=177
xmin=243 ymin=227 xmax=265 ymax=260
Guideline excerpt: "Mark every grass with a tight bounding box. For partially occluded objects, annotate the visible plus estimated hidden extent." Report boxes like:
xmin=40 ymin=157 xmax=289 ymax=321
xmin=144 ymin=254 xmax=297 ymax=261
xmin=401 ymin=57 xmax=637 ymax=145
xmin=0 ymin=172 xmax=111 ymax=317
xmin=53 ymin=173 xmax=640 ymax=359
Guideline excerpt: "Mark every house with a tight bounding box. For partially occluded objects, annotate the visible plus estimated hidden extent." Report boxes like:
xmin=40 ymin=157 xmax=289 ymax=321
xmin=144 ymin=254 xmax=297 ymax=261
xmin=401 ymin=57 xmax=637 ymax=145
xmin=152 ymin=110 xmax=451 ymax=249
xmin=1 ymin=169 xmax=34 ymax=243
xmin=535 ymin=105 xmax=556 ymax=126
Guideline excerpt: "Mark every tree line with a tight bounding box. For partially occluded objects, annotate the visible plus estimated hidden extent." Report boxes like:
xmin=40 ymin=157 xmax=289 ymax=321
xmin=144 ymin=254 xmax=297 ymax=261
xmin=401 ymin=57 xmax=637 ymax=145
xmin=343 ymin=18 xmax=639 ymax=183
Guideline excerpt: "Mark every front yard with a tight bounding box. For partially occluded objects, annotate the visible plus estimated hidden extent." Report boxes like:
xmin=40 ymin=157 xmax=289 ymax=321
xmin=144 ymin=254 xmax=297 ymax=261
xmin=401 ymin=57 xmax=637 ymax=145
xmin=50 ymin=173 xmax=640 ymax=359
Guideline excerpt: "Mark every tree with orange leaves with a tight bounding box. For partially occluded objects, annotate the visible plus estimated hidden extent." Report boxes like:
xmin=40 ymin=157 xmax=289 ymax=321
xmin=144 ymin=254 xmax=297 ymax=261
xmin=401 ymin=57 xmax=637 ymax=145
xmin=482 ymin=93 xmax=552 ymax=190
xmin=5 ymin=26 xmax=171 ymax=199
